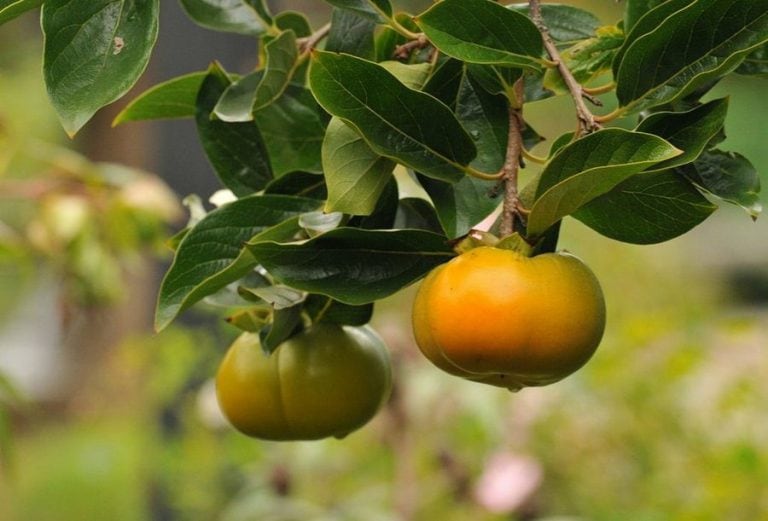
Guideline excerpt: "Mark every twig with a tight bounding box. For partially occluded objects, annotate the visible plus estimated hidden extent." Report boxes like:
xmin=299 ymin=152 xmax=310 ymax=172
xmin=298 ymin=22 xmax=331 ymax=53
xmin=393 ymin=34 xmax=429 ymax=60
xmin=499 ymin=81 xmax=526 ymax=238
xmin=528 ymin=0 xmax=601 ymax=136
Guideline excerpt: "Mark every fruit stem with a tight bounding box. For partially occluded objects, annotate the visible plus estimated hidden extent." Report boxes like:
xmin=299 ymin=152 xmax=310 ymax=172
xmin=499 ymin=80 xmax=525 ymax=238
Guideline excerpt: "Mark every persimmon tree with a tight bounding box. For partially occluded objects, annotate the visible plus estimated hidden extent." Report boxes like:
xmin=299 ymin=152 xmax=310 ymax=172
xmin=3 ymin=0 xmax=764 ymax=396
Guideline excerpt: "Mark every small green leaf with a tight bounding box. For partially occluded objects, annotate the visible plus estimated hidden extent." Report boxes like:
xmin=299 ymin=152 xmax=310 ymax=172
xmin=322 ymin=118 xmax=395 ymax=216
xmin=683 ymin=150 xmax=762 ymax=218
xmin=113 ymin=72 xmax=206 ymax=125
xmin=196 ymin=65 xmax=273 ymax=196
xmin=326 ymin=7 xmax=377 ymax=59
xmin=212 ymin=70 xmax=264 ymax=123
xmin=179 ymin=0 xmax=264 ymax=35
xmin=323 ymin=0 xmax=391 ymax=23
xmin=42 ymin=0 xmax=159 ymax=136
xmin=155 ymin=195 xmax=320 ymax=331
xmin=259 ymin=304 xmax=304 ymax=354
xmin=395 ymin=198 xmax=443 ymax=234
xmin=527 ymin=128 xmax=682 ymax=237
xmin=242 ymin=0 xmax=273 ymax=26
xmin=246 ymin=228 xmax=454 ymax=305
xmin=574 ymin=170 xmax=717 ymax=244
xmin=309 ymin=51 xmax=476 ymax=182
xmin=305 ymin=295 xmax=373 ymax=326
xmin=615 ymin=0 xmax=768 ymax=114
xmin=415 ymin=0 xmax=544 ymax=71
xmin=254 ymin=84 xmax=328 ymax=176
xmin=0 ymin=0 xmax=41 ymax=25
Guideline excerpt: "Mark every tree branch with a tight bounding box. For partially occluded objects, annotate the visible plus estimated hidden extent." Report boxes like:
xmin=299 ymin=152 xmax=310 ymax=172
xmin=528 ymin=0 xmax=602 ymax=136
xmin=298 ymin=22 xmax=331 ymax=53
xmin=499 ymin=81 xmax=525 ymax=238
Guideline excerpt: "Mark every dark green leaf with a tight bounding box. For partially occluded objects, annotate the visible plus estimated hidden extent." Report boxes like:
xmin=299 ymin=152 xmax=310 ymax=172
xmin=240 ymin=284 xmax=305 ymax=309
xmin=254 ymin=83 xmax=329 ymax=176
xmin=415 ymin=0 xmax=544 ymax=71
xmin=615 ymin=0 xmax=768 ymax=114
xmin=246 ymin=228 xmax=454 ymax=305
xmin=623 ymin=0 xmax=668 ymax=33
xmin=155 ymin=195 xmax=320 ymax=331
xmin=274 ymin=11 xmax=311 ymax=36
xmin=322 ymin=118 xmax=395 ymax=215
xmin=259 ymin=304 xmax=304 ymax=354
xmin=423 ymin=58 xmax=465 ymax=108
xmin=309 ymin=51 xmax=476 ymax=182
xmin=683 ymin=150 xmax=762 ymax=218
xmin=326 ymin=7 xmax=376 ymax=59
xmin=113 ymin=72 xmax=206 ymax=125
xmin=575 ymin=170 xmax=717 ymax=244
xmin=196 ymin=65 xmax=273 ymax=196
xmin=264 ymin=171 xmax=327 ymax=200
xmin=305 ymin=295 xmax=374 ymax=326
xmin=418 ymin=174 xmax=499 ymax=239
xmin=42 ymin=0 xmax=159 ymax=136
xmin=465 ymin=64 xmax=522 ymax=96
xmin=635 ymin=97 xmax=729 ymax=171
xmin=243 ymin=0 xmax=273 ymax=26
xmin=527 ymin=128 xmax=682 ymax=237
xmin=212 ymin=70 xmax=264 ymax=123
xmin=179 ymin=0 xmax=264 ymax=35
xmin=0 ymin=0 xmax=41 ymax=25
xmin=509 ymin=3 xmax=601 ymax=43
xmin=737 ymin=43 xmax=768 ymax=75
xmin=323 ymin=0 xmax=390 ymax=23
xmin=374 ymin=26 xmax=406 ymax=62
xmin=456 ymin=72 xmax=508 ymax=173
xmin=394 ymin=197 xmax=443 ymax=234
xmin=347 ymin=176 xmax=399 ymax=230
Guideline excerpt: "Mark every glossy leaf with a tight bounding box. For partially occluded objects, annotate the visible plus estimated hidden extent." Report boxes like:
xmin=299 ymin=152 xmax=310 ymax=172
xmin=323 ymin=0 xmax=391 ymax=22
xmin=684 ymin=150 xmax=762 ymax=218
xmin=196 ymin=66 xmax=273 ymax=196
xmin=0 ymin=0 xmax=41 ymax=25
xmin=113 ymin=72 xmax=205 ymax=125
xmin=42 ymin=0 xmax=159 ymax=136
xmin=254 ymin=84 xmax=328 ymax=176
xmin=155 ymin=195 xmax=320 ymax=331
xmin=527 ymin=128 xmax=682 ymax=237
xmin=304 ymin=295 xmax=374 ymax=326
xmin=623 ymin=0 xmax=668 ymax=33
xmin=322 ymin=118 xmax=395 ymax=215
xmin=246 ymin=228 xmax=455 ymax=305
xmin=415 ymin=0 xmax=544 ymax=71
xmin=615 ymin=0 xmax=768 ymax=114
xmin=575 ymin=170 xmax=717 ymax=244
xmin=309 ymin=51 xmax=476 ymax=182
xmin=635 ymin=97 xmax=729 ymax=172
xmin=179 ymin=0 xmax=263 ymax=35
xmin=326 ymin=7 xmax=376 ymax=59
xmin=509 ymin=3 xmax=601 ymax=43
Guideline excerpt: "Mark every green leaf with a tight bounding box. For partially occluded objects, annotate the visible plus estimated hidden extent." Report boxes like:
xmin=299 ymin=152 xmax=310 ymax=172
xmin=737 ymin=43 xmax=768 ymax=75
xmin=527 ymin=128 xmax=682 ymax=237
xmin=456 ymin=71 xmax=508 ymax=173
xmin=419 ymin=175 xmax=499 ymax=239
xmin=635 ymin=97 xmax=729 ymax=171
xmin=304 ymin=295 xmax=373 ymax=326
xmin=259 ymin=304 xmax=304 ymax=354
xmin=423 ymin=58 xmax=465 ymax=108
xmin=326 ymin=7 xmax=377 ymax=59
xmin=42 ymin=0 xmax=159 ymax=136
xmin=415 ymin=0 xmax=544 ymax=71
xmin=623 ymin=0 xmax=668 ymax=33
xmin=299 ymin=211 xmax=344 ymax=236
xmin=323 ymin=0 xmax=391 ymax=23
xmin=509 ymin=3 xmax=601 ymax=44
xmin=196 ymin=65 xmax=273 ymax=196
xmin=683 ymin=150 xmax=762 ymax=218
xmin=574 ymin=170 xmax=717 ymax=244
xmin=0 ymin=0 xmax=41 ymax=25
xmin=322 ymin=118 xmax=395 ymax=215
xmin=379 ymin=61 xmax=432 ymax=90
xmin=309 ymin=51 xmax=476 ymax=182
xmin=214 ymin=30 xmax=300 ymax=121
xmin=240 ymin=284 xmax=305 ymax=310
xmin=347 ymin=176 xmax=399 ymax=230
xmin=264 ymin=171 xmax=327 ymax=200
xmin=113 ymin=72 xmax=205 ymax=125
xmin=155 ymin=194 xmax=320 ymax=331
xmin=242 ymin=0 xmax=273 ymax=26
xmin=274 ymin=11 xmax=311 ymax=36
xmin=615 ymin=0 xmax=768 ymax=114
xmin=254 ymin=84 xmax=328 ymax=176
xmin=179 ymin=0 xmax=264 ymax=35
xmin=395 ymin=197 xmax=443 ymax=234
xmin=246 ymin=228 xmax=454 ymax=305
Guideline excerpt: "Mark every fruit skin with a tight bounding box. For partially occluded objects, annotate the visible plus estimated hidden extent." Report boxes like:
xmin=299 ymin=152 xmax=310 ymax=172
xmin=216 ymin=323 xmax=392 ymax=441
xmin=412 ymin=246 xmax=606 ymax=390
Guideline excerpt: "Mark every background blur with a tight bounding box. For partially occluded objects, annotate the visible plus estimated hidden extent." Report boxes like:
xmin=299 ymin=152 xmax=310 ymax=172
xmin=1 ymin=1 xmax=767 ymax=520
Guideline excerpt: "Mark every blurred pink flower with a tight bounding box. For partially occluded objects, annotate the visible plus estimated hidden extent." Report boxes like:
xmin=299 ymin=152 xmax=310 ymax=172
xmin=474 ymin=452 xmax=543 ymax=513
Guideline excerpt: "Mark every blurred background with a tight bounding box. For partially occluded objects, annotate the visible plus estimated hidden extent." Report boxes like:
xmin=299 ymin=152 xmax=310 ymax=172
xmin=1 ymin=1 xmax=766 ymax=520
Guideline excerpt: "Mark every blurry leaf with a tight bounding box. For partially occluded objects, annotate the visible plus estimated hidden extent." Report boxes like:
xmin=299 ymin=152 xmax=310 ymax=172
xmin=226 ymin=307 xmax=270 ymax=332
xmin=374 ymin=25 xmax=407 ymax=61
xmin=623 ymin=0 xmax=667 ymax=33
xmin=264 ymin=171 xmax=327 ymax=200
xmin=323 ymin=0 xmax=391 ymax=23
xmin=736 ymin=43 xmax=768 ymax=75
xmin=299 ymin=211 xmax=344 ymax=236
xmin=305 ymin=295 xmax=373 ymax=325
xmin=113 ymin=72 xmax=206 ymax=125
xmin=242 ymin=0 xmax=273 ymax=26
xmin=196 ymin=65 xmax=273 ymax=196
xmin=509 ymin=3 xmax=601 ymax=43
xmin=683 ymin=150 xmax=762 ymax=218
xmin=246 ymin=228 xmax=454 ymax=305
xmin=0 ymin=0 xmax=42 ymax=25
xmin=394 ymin=197 xmax=444 ymax=234
xmin=635 ymin=97 xmax=729 ymax=171
xmin=574 ymin=170 xmax=717 ymax=244
xmin=240 ymin=284 xmax=305 ymax=309
xmin=155 ymin=195 xmax=320 ymax=331
xmin=179 ymin=0 xmax=264 ymax=35
xmin=527 ymin=128 xmax=682 ymax=237
xmin=254 ymin=84 xmax=328 ymax=176
xmin=322 ymin=118 xmax=395 ymax=216
xmin=415 ymin=0 xmax=544 ymax=71
xmin=309 ymin=51 xmax=476 ymax=182
xmin=614 ymin=0 xmax=768 ymax=114
xmin=259 ymin=303 xmax=304 ymax=354
xmin=42 ymin=0 xmax=159 ymax=136
xmin=326 ymin=7 xmax=376 ymax=59
xmin=274 ymin=11 xmax=310 ymax=36
xmin=204 ymin=271 xmax=271 ymax=307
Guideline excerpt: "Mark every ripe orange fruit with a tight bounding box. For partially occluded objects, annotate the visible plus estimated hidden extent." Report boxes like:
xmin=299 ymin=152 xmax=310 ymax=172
xmin=412 ymin=246 xmax=605 ymax=390
xmin=216 ymin=324 xmax=392 ymax=441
